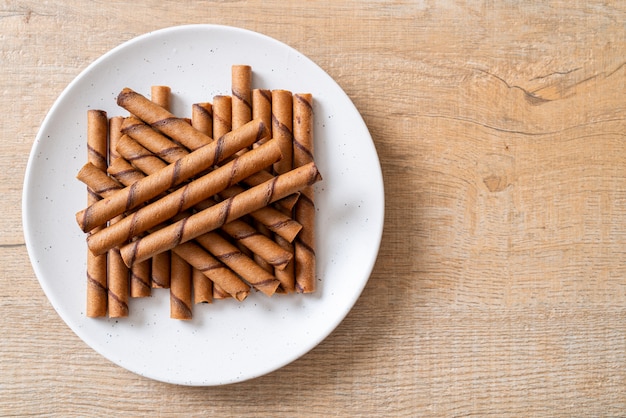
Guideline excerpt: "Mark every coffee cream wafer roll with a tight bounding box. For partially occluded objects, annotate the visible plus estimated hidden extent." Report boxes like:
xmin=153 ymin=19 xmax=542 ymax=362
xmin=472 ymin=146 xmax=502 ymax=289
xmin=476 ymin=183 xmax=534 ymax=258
xmin=218 ymin=185 xmax=302 ymax=242
xmin=192 ymin=103 xmax=213 ymax=137
xmin=231 ymin=65 xmax=252 ymax=130
xmin=77 ymin=163 xmax=123 ymax=197
xmin=271 ymin=91 xmax=297 ymax=292
xmin=115 ymin=134 xmax=168 ymax=173
xmin=86 ymin=139 xmax=282 ymax=255
xmin=110 ymin=119 xmax=152 ymax=300
xmin=195 ymin=232 xmax=280 ymax=296
xmin=120 ymin=162 xmax=322 ymax=266
xmin=86 ymin=110 xmax=108 ymax=317
xmin=148 ymin=89 xmax=175 ymax=289
xmin=106 ymin=114 xmax=131 ymax=317
xmin=293 ymin=93 xmax=316 ymax=293
xmin=130 ymin=255 xmax=151 ymax=297
xmin=76 ymin=118 xmax=270 ymax=232
xmin=151 ymin=85 xmax=171 ymax=111
xmin=212 ymin=95 xmax=232 ymax=140
xmin=252 ymin=89 xmax=272 ymax=141
xmin=271 ymin=89 xmax=293 ymax=175
xmin=192 ymin=267 xmax=213 ymax=304
xmin=107 ymin=158 xmax=147 ymax=191
xmin=193 ymin=199 xmax=293 ymax=270
xmin=172 ymin=240 xmax=249 ymax=301
xmin=170 ymin=252 xmax=192 ymax=320
xmin=121 ymin=117 xmax=187 ymax=164
xmin=117 ymin=87 xmax=210 ymax=151
xmin=241 ymin=169 xmax=300 ymax=213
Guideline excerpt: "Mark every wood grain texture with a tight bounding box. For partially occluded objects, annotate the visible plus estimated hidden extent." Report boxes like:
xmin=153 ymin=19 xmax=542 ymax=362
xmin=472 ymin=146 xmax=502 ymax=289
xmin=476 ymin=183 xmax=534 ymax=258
xmin=2 ymin=1 xmax=625 ymax=416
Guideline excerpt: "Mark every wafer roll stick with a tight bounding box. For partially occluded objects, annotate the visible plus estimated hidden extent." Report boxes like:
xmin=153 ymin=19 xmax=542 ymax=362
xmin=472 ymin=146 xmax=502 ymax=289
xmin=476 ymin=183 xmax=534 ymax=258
xmin=151 ymin=248 xmax=171 ymax=289
xmin=77 ymin=163 xmax=123 ymax=196
xmin=172 ymin=240 xmax=249 ymax=301
xmin=170 ymin=252 xmax=192 ymax=320
xmin=121 ymin=117 xmax=187 ymax=164
xmin=252 ymin=89 xmax=272 ymax=141
xmin=293 ymin=93 xmax=316 ymax=293
xmin=231 ymin=65 xmax=252 ymax=130
xmin=120 ymin=162 xmax=322 ymax=266
xmin=86 ymin=110 xmax=108 ymax=318
xmin=194 ymin=199 xmax=293 ymax=270
xmin=86 ymin=139 xmax=281 ymax=255
xmin=271 ymin=89 xmax=293 ymax=175
xmin=110 ymin=119 xmax=152 ymax=300
xmin=130 ymin=257 xmax=151 ymax=297
xmin=107 ymin=158 xmax=148 ymax=190
xmin=270 ymin=91 xmax=297 ymax=292
xmin=147 ymin=89 xmax=175 ymax=290
xmin=192 ymin=103 xmax=213 ymax=137
xmin=192 ymin=267 xmax=213 ymax=304
xmin=151 ymin=85 xmax=171 ymax=111
xmin=76 ymin=118 xmax=269 ymax=232
xmin=218 ymin=185 xmax=302 ymax=242
xmin=195 ymin=232 xmax=280 ymax=296
xmin=115 ymin=134 xmax=168 ymax=172
xmin=212 ymin=95 xmax=232 ymax=140
xmin=106 ymin=115 xmax=130 ymax=317
xmin=117 ymin=87 xmax=210 ymax=151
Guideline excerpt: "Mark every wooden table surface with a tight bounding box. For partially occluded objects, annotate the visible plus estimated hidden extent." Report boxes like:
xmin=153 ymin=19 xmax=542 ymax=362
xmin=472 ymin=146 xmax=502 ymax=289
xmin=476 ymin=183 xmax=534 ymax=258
xmin=2 ymin=1 xmax=625 ymax=416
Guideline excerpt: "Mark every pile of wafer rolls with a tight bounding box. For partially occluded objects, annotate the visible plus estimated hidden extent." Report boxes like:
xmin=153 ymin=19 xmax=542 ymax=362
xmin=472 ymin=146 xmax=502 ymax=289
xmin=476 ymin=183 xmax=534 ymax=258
xmin=77 ymin=65 xmax=321 ymax=320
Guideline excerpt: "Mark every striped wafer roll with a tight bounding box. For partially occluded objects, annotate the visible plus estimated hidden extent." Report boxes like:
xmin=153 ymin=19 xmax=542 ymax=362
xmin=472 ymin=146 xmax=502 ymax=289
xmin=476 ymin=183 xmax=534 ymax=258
xmin=115 ymin=134 xmax=168 ymax=172
xmin=107 ymin=157 xmax=147 ymax=185
xmin=271 ymin=89 xmax=293 ymax=175
xmin=77 ymin=163 xmax=123 ymax=197
xmin=117 ymin=87 xmax=210 ymax=151
xmin=86 ymin=139 xmax=282 ymax=255
xmin=120 ymin=162 xmax=322 ymax=266
xmin=76 ymin=118 xmax=270 ymax=232
xmin=192 ymin=103 xmax=213 ymax=137
xmin=151 ymin=85 xmax=171 ymax=111
xmin=170 ymin=252 xmax=192 ymax=320
xmin=106 ymin=115 xmax=130 ymax=317
xmin=252 ymin=89 xmax=272 ymax=141
xmin=218 ymin=185 xmax=302 ymax=242
xmin=130 ymin=256 xmax=151 ymax=298
xmin=193 ymin=199 xmax=293 ymax=270
xmin=231 ymin=65 xmax=252 ymax=130
xmin=120 ymin=117 xmax=187 ymax=163
xmin=192 ymin=268 xmax=213 ymax=304
xmin=212 ymin=95 xmax=232 ymax=140
xmin=293 ymin=93 xmax=316 ymax=293
xmin=194 ymin=232 xmax=280 ymax=297
xmin=86 ymin=110 xmax=108 ymax=318
xmin=172 ymin=240 xmax=249 ymax=301
xmin=148 ymin=88 xmax=175 ymax=289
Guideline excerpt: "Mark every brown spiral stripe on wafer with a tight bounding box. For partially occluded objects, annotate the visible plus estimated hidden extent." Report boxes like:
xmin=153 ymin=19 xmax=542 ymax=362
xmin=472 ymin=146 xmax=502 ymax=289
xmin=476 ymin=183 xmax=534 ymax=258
xmin=170 ymin=252 xmax=192 ymax=320
xmin=192 ymin=103 xmax=213 ymax=137
xmin=117 ymin=87 xmax=212 ymax=151
xmin=172 ymin=241 xmax=250 ymax=301
xmin=130 ymin=258 xmax=151 ymax=298
xmin=121 ymin=117 xmax=188 ymax=163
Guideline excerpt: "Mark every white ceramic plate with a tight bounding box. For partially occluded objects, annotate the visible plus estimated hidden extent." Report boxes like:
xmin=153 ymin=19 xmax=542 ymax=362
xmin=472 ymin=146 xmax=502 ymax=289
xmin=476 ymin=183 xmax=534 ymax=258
xmin=22 ymin=24 xmax=384 ymax=386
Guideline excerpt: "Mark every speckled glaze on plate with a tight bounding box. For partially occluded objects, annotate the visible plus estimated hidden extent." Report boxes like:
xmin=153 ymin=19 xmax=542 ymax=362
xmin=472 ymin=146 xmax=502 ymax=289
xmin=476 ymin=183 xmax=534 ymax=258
xmin=22 ymin=24 xmax=384 ymax=386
